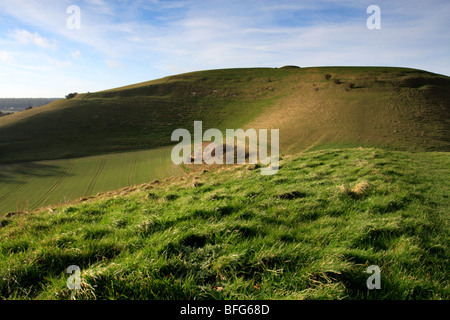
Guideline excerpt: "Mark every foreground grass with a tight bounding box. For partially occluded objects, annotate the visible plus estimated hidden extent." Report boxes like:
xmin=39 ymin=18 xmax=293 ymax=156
xmin=0 ymin=148 xmax=448 ymax=300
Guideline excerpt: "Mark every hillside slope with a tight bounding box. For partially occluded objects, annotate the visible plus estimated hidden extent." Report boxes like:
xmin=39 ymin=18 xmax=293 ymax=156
xmin=0 ymin=148 xmax=448 ymax=299
xmin=1 ymin=67 xmax=449 ymax=164
xmin=0 ymin=67 xmax=449 ymax=300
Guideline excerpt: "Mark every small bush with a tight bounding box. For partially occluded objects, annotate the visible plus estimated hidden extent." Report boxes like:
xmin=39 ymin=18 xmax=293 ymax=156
xmin=324 ymin=74 xmax=332 ymax=81
xmin=65 ymin=92 xmax=78 ymax=99
xmin=281 ymin=65 xmax=301 ymax=69
xmin=333 ymin=79 xmax=341 ymax=85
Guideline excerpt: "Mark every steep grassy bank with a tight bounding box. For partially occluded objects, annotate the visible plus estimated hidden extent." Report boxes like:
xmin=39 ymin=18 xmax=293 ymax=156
xmin=1 ymin=148 xmax=448 ymax=300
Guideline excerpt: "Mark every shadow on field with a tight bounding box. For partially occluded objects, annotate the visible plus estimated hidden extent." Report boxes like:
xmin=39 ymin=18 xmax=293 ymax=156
xmin=0 ymin=162 xmax=70 ymax=184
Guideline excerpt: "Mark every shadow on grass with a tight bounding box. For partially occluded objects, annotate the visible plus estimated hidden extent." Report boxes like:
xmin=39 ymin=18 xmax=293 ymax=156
xmin=0 ymin=162 xmax=71 ymax=184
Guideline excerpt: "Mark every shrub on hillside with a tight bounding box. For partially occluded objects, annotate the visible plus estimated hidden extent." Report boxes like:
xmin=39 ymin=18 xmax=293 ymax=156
xmin=65 ymin=92 xmax=78 ymax=99
xmin=280 ymin=65 xmax=301 ymax=69
xmin=324 ymin=73 xmax=332 ymax=80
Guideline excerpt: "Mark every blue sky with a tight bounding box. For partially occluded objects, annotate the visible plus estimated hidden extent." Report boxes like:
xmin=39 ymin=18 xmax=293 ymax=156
xmin=0 ymin=0 xmax=449 ymax=97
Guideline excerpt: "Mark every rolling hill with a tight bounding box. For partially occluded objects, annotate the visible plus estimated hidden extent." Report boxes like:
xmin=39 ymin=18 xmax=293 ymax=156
xmin=0 ymin=66 xmax=449 ymax=300
xmin=1 ymin=66 xmax=449 ymax=215
xmin=0 ymin=67 xmax=449 ymax=165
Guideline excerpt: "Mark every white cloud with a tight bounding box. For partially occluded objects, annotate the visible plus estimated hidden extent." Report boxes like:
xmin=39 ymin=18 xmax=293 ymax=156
xmin=47 ymin=57 xmax=72 ymax=68
xmin=12 ymin=29 xmax=57 ymax=49
xmin=106 ymin=59 xmax=121 ymax=68
xmin=71 ymin=50 xmax=81 ymax=59
xmin=0 ymin=51 xmax=15 ymax=63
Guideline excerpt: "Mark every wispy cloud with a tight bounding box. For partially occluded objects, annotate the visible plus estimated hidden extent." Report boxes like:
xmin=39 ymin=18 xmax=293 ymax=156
xmin=47 ymin=57 xmax=72 ymax=68
xmin=71 ymin=50 xmax=81 ymax=59
xmin=0 ymin=51 xmax=15 ymax=63
xmin=105 ymin=59 xmax=121 ymax=69
xmin=12 ymin=29 xmax=57 ymax=49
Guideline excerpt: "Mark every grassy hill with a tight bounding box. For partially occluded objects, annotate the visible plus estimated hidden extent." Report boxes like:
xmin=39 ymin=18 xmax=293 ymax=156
xmin=0 ymin=67 xmax=449 ymax=164
xmin=0 ymin=66 xmax=449 ymax=300
xmin=0 ymin=148 xmax=448 ymax=299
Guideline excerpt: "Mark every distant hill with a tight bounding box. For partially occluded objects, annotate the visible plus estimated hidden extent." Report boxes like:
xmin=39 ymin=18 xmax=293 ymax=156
xmin=0 ymin=98 xmax=62 ymax=112
xmin=0 ymin=67 xmax=449 ymax=164
xmin=0 ymin=111 xmax=13 ymax=117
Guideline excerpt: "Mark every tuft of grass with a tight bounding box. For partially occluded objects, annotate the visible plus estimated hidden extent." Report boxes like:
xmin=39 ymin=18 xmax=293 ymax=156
xmin=351 ymin=181 xmax=371 ymax=198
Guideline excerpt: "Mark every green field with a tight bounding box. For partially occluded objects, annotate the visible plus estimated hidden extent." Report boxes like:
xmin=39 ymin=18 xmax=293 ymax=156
xmin=0 ymin=147 xmax=182 ymax=215
xmin=1 ymin=148 xmax=448 ymax=299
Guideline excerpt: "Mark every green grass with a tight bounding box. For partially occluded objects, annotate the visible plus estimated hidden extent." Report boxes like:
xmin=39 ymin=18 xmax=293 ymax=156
xmin=1 ymin=148 xmax=448 ymax=300
xmin=0 ymin=146 xmax=182 ymax=215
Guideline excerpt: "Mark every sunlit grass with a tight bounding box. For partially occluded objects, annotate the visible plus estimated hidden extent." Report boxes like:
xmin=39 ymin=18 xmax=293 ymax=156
xmin=0 ymin=148 xmax=448 ymax=300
